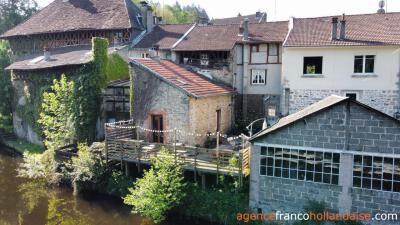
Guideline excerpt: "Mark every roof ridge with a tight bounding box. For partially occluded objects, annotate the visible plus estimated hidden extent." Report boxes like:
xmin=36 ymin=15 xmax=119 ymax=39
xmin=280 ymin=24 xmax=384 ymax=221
xmin=294 ymin=11 xmax=400 ymax=20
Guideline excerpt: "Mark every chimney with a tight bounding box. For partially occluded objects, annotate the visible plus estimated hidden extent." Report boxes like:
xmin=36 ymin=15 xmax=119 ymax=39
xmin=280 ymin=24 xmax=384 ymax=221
xmin=331 ymin=17 xmax=338 ymax=40
xmin=339 ymin=14 xmax=346 ymax=40
xmin=377 ymin=0 xmax=386 ymax=13
xmin=43 ymin=47 xmax=51 ymax=61
xmin=140 ymin=1 xmax=154 ymax=32
xmin=239 ymin=23 xmax=244 ymax=35
xmin=264 ymin=12 xmax=267 ymax=22
xmin=255 ymin=11 xmax=261 ymax=19
xmin=243 ymin=18 xmax=249 ymax=41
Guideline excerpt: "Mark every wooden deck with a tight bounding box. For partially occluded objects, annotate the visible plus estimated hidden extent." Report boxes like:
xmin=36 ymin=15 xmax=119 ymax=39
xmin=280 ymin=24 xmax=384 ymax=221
xmin=105 ymin=138 xmax=250 ymax=176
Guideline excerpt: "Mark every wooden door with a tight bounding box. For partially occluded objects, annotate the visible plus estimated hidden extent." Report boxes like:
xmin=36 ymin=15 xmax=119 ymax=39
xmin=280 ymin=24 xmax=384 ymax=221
xmin=152 ymin=115 xmax=164 ymax=143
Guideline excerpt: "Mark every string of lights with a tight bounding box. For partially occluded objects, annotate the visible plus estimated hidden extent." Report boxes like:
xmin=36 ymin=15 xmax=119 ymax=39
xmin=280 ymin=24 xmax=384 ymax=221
xmin=105 ymin=122 xmax=246 ymax=139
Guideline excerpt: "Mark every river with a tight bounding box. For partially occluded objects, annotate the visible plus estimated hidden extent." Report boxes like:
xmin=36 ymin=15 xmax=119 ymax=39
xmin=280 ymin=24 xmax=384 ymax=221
xmin=0 ymin=147 xmax=212 ymax=225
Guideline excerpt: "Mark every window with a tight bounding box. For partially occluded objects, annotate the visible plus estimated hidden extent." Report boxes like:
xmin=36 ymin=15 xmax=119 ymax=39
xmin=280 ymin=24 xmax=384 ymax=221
xmin=260 ymin=146 xmax=340 ymax=185
xmin=346 ymin=93 xmax=357 ymax=101
xmin=251 ymin=45 xmax=260 ymax=52
xmin=353 ymin=155 xmax=400 ymax=192
xmin=268 ymin=44 xmax=278 ymax=56
xmin=303 ymin=57 xmax=323 ymax=75
xmin=354 ymin=55 xmax=375 ymax=74
xmin=251 ymin=70 xmax=266 ymax=85
xmin=141 ymin=53 xmax=149 ymax=58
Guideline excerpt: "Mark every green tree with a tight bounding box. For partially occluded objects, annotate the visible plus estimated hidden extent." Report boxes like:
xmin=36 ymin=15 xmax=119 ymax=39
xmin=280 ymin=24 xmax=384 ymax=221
xmin=70 ymin=143 xmax=105 ymax=195
xmin=132 ymin=0 xmax=208 ymax=24
xmin=0 ymin=40 xmax=12 ymax=131
xmin=123 ymin=148 xmax=186 ymax=223
xmin=0 ymin=0 xmax=38 ymax=34
xmin=39 ymin=74 xmax=76 ymax=150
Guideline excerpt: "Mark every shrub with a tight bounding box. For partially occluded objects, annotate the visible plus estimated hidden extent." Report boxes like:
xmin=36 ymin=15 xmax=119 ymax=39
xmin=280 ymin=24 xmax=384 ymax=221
xmin=70 ymin=144 xmax=105 ymax=194
xmin=39 ymin=74 xmax=76 ymax=150
xmin=179 ymin=185 xmax=250 ymax=225
xmin=123 ymin=148 xmax=186 ymax=223
xmin=18 ymin=150 xmax=61 ymax=185
xmin=105 ymin=170 xmax=134 ymax=197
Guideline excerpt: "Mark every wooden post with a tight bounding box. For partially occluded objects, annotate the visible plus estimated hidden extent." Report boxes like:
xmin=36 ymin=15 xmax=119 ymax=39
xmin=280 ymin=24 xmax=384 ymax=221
xmin=173 ymin=128 xmax=177 ymax=165
xmin=136 ymin=127 xmax=139 ymax=141
xmin=201 ymin=173 xmax=206 ymax=191
xmin=120 ymin=142 xmax=124 ymax=172
xmin=239 ymin=134 xmax=245 ymax=188
xmin=194 ymin=148 xmax=198 ymax=183
xmin=104 ymin=124 xmax=108 ymax=164
xmin=125 ymin=162 xmax=130 ymax=176
xmin=216 ymin=131 xmax=220 ymax=185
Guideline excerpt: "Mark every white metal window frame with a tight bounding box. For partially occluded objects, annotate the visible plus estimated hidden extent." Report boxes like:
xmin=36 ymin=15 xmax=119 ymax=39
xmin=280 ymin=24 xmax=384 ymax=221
xmin=353 ymin=154 xmax=400 ymax=193
xmin=251 ymin=69 xmax=266 ymax=85
xmin=258 ymin=144 xmax=341 ymax=185
xmin=255 ymin=143 xmax=400 ymax=192
xmin=353 ymin=55 xmax=376 ymax=75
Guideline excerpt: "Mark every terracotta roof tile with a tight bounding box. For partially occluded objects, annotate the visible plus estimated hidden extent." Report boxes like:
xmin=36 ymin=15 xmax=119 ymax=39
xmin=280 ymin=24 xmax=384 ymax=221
xmin=211 ymin=13 xmax=267 ymax=25
xmin=132 ymin=59 xmax=233 ymax=98
xmin=134 ymin=24 xmax=194 ymax=49
xmin=173 ymin=22 xmax=288 ymax=51
xmin=285 ymin=12 xmax=400 ymax=47
xmin=0 ymin=0 xmax=143 ymax=38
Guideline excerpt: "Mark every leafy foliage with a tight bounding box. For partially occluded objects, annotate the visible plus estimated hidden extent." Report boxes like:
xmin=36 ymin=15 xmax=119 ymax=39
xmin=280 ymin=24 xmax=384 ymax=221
xmin=133 ymin=0 xmax=208 ymax=24
xmin=0 ymin=0 xmax=38 ymax=34
xmin=39 ymin=75 xmax=75 ymax=150
xmin=69 ymin=144 xmax=106 ymax=194
xmin=123 ymin=148 xmax=186 ymax=223
xmin=0 ymin=40 xmax=12 ymax=131
xmin=0 ymin=138 xmax=44 ymax=154
xmin=18 ymin=150 xmax=62 ymax=185
xmin=180 ymin=185 xmax=250 ymax=225
xmin=106 ymin=53 xmax=129 ymax=81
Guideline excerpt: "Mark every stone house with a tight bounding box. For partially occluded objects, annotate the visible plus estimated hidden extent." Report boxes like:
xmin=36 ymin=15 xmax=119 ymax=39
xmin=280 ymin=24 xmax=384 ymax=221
xmin=0 ymin=0 xmax=147 ymax=144
xmin=249 ymin=95 xmax=400 ymax=217
xmin=210 ymin=11 xmax=268 ymax=25
xmin=131 ymin=20 xmax=288 ymax=127
xmin=130 ymin=58 xmax=233 ymax=146
xmin=281 ymin=13 xmax=400 ymax=119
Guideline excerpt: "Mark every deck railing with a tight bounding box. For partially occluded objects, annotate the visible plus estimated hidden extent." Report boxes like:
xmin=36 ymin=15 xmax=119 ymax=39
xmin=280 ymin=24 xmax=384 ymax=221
xmin=104 ymin=120 xmax=251 ymax=182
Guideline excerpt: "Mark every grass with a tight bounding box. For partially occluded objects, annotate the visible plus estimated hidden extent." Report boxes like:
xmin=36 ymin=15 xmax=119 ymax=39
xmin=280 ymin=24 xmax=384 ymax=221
xmin=1 ymin=139 xmax=45 ymax=154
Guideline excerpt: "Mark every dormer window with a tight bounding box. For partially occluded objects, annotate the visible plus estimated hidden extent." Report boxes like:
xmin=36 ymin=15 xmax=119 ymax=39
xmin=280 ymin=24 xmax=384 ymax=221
xmin=354 ymin=55 xmax=375 ymax=74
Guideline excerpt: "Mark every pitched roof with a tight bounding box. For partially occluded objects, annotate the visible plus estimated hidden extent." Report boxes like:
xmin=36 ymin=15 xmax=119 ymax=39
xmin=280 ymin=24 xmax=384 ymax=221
xmin=133 ymin=24 xmax=194 ymax=49
xmin=173 ymin=22 xmax=288 ymax=51
xmin=250 ymin=95 xmax=400 ymax=142
xmin=6 ymin=46 xmax=93 ymax=71
xmin=173 ymin=24 xmax=241 ymax=51
xmin=211 ymin=13 xmax=267 ymax=25
xmin=131 ymin=59 xmax=233 ymax=98
xmin=0 ymin=0 xmax=143 ymax=38
xmin=284 ymin=12 xmax=400 ymax=47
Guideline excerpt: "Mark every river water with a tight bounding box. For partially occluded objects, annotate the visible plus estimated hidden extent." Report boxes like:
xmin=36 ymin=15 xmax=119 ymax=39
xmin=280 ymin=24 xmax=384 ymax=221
xmin=0 ymin=147 xmax=211 ymax=225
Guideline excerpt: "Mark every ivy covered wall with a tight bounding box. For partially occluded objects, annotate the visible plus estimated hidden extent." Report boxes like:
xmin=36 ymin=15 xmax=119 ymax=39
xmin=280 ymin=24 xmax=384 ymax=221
xmin=11 ymin=37 xmax=129 ymax=146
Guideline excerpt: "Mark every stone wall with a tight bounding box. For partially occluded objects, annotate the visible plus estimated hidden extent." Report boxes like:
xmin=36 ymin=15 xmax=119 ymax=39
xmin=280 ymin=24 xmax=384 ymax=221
xmin=288 ymin=89 xmax=400 ymax=118
xmin=188 ymin=95 xmax=232 ymax=145
xmin=131 ymin=65 xmax=190 ymax=144
xmin=250 ymin=100 xmax=400 ymax=223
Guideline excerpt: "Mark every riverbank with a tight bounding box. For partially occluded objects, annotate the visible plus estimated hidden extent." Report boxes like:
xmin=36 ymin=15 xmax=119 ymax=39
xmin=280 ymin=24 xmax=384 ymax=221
xmin=0 ymin=138 xmax=44 ymax=155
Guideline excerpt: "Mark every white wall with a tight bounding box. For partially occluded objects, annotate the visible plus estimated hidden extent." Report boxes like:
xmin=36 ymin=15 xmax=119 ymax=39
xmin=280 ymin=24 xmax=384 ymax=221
xmin=282 ymin=46 xmax=400 ymax=91
xmin=234 ymin=43 xmax=283 ymax=95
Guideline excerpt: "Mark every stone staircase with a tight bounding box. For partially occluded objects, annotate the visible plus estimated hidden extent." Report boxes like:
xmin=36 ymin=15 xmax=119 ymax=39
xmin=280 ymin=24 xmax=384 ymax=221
xmin=0 ymin=128 xmax=17 ymax=141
